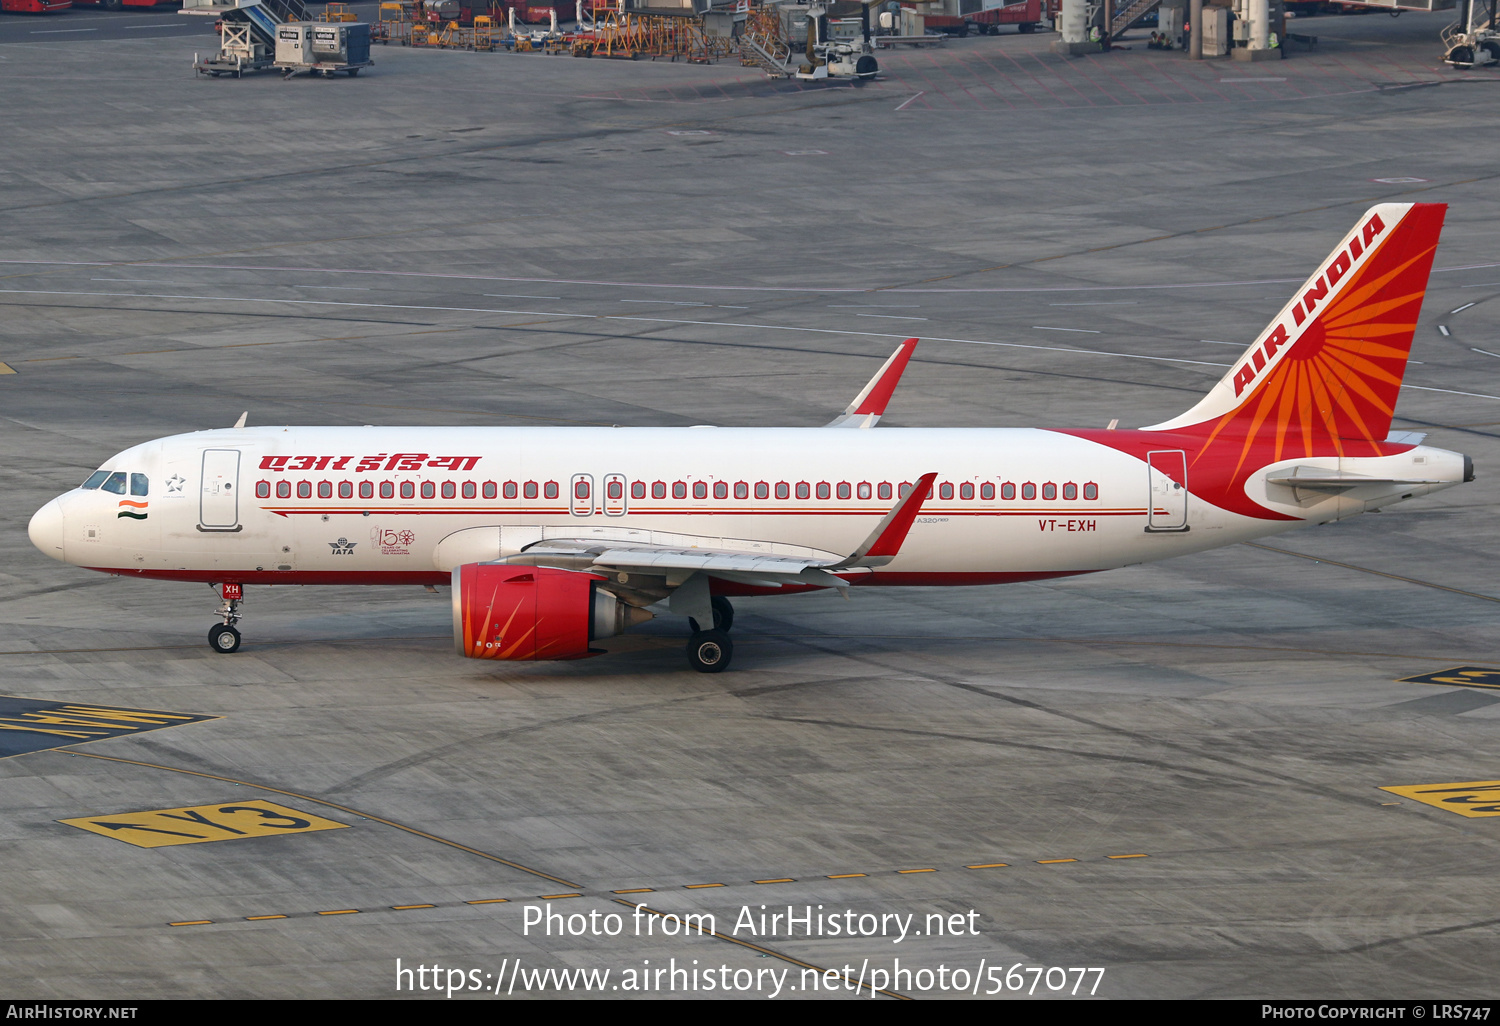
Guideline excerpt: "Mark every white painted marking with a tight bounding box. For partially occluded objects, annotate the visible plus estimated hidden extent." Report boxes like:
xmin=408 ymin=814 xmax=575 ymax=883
xmin=299 ymin=285 xmax=371 ymax=291
xmin=1406 ymin=384 xmax=1500 ymax=400
xmin=1219 ymin=77 xmax=1285 ymax=82
xmin=619 ymin=300 xmax=711 ymax=306
xmin=30 ymin=28 xmax=99 ymax=34
xmin=828 ymin=304 xmax=921 ymax=309
xmin=665 ymin=130 xmax=714 ymax=136
xmin=1439 ymin=325 xmax=1450 ymax=336
xmin=91 ymin=278 xmax=199 ymax=285
xmin=1199 ymin=339 xmax=1243 ymax=346
xmin=1032 ymin=326 xmax=1101 ymax=333
xmin=1450 ymin=302 xmax=1476 ymax=314
xmin=483 ymin=293 xmax=560 ymax=299
xmin=781 ymin=149 xmax=828 ymax=156
xmin=1372 ymin=177 xmax=1429 ymax=184
xmin=1460 ymin=282 xmax=1500 ymax=288
xmin=894 ymin=91 xmax=925 ymax=110
xmin=1471 ymin=348 xmax=1500 ymax=360
xmin=855 ymin=313 xmax=927 ymax=320
xmin=1048 ymin=301 xmax=1137 ymax=306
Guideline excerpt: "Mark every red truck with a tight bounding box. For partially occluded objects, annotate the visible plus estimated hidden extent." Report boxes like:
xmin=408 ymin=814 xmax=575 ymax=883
xmin=68 ymin=0 xmax=179 ymax=8
xmin=921 ymin=0 xmax=1058 ymax=36
xmin=2 ymin=0 xmax=71 ymax=12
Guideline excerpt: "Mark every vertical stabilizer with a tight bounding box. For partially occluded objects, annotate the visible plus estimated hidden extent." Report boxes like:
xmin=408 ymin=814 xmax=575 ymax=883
xmin=1146 ymin=203 xmax=1447 ymax=468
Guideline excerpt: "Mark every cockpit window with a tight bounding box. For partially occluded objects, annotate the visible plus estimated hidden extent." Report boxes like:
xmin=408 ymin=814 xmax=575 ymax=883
xmin=130 ymin=474 xmax=148 ymax=497
xmin=101 ymin=472 xmax=127 ymax=495
xmin=81 ymin=471 xmax=110 ymax=490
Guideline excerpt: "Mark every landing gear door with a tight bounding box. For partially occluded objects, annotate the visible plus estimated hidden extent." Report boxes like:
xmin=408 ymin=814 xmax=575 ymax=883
xmin=200 ymin=449 xmax=242 ymax=532
xmin=1146 ymin=450 xmax=1189 ymax=532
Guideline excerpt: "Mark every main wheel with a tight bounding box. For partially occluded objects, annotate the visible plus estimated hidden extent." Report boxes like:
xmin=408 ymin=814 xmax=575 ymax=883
xmin=688 ymin=596 xmax=735 ymax=634
xmin=686 ymin=629 xmax=733 ymax=673
xmin=855 ymin=54 xmax=878 ymax=77
xmin=209 ymin=623 xmax=241 ymax=654
xmin=103 ymin=0 xmax=122 ymax=9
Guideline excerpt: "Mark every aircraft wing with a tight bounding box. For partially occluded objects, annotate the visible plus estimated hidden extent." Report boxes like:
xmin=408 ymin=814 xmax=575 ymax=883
xmin=500 ymin=473 xmax=938 ymax=612
xmin=824 ymin=338 xmax=919 ymax=428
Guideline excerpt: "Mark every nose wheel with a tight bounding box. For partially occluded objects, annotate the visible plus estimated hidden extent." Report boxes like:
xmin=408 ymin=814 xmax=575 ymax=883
xmin=209 ymin=623 xmax=241 ymax=653
xmin=210 ymin=582 xmax=243 ymax=654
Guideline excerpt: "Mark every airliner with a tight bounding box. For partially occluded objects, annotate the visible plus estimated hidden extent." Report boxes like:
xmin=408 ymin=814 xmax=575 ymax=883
xmin=28 ymin=202 xmax=1471 ymax=672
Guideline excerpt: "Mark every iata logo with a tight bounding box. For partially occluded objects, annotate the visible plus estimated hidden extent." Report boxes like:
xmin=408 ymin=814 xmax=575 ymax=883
xmin=1231 ymin=211 xmax=1388 ymax=398
xmin=328 ymin=538 xmax=357 ymax=556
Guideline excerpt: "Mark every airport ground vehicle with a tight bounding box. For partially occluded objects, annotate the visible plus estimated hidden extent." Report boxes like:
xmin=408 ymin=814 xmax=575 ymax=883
xmin=1 ymin=0 xmax=70 ymax=13
xmin=29 ymin=204 xmax=1467 ymax=673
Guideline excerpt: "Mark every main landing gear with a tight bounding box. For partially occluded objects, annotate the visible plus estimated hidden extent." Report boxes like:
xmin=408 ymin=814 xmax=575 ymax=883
xmin=686 ymin=596 xmax=735 ymax=673
xmin=209 ymin=582 xmax=243 ymax=654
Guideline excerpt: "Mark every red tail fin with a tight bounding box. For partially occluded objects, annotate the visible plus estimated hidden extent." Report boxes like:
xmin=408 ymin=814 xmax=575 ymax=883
xmin=1148 ymin=203 xmax=1447 ymax=466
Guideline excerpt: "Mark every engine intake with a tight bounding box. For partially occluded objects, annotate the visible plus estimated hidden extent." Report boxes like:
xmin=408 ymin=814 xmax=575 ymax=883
xmin=452 ymin=564 xmax=651 ymax=660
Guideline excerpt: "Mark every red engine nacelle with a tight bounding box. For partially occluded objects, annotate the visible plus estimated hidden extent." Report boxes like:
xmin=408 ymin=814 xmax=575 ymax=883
xmin=452 ymin=564 xmax=650 ymax=660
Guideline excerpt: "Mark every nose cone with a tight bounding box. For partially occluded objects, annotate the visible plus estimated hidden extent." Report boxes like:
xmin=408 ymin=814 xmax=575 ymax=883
xmin=28 ymin=498 xmax=66 ymax=563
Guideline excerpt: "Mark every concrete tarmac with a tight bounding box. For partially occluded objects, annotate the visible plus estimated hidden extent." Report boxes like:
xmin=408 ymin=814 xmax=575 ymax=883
xmin=1 ymin=10 xmax=1498 ymax=999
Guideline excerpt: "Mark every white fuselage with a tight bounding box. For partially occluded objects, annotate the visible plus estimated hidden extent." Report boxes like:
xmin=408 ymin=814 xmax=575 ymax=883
xmin=28 ymin=426 xmax=1468 ymax=588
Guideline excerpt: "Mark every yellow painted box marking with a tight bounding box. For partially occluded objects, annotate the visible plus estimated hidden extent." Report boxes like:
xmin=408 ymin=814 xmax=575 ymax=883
xmin=1380 ymin=780 xmax=1500 ymax=817
xmin=60 ymin=799 xmax=347 ymax=848
xmin=1397 ymin=666 xmax=1500 ymax=691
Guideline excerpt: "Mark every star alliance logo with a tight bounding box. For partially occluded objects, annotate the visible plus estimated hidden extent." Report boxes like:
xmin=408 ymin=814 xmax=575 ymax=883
xmin=329 ymin=538 xmax=356 ymax=556
xmin=165 ymin=474 xmax=185 ymax=494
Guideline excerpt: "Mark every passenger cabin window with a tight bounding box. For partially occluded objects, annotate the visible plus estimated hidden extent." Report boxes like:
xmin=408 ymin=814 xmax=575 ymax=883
xmin=734 ymin=482 xmax=748 ymax=499
xmin=857 ymin=482 xmax=871 ymax=500
xmin=939 ymin=483 xmax=954 ymax=500
xmin=1021 ymin=483 xmax=1037 ymax=500
xmin=400 ymin=482 xmax=415 ymax=499
xmin=524 ymin=481 xmax=538 ymax=499
xmin=443 ymin=482 xmax=457 ymax=499
xmin=256 ymin=481 xmax=271 ymax=498
xmin=319 ymin=481 xmax=333 ymax=499
xmin=483 ymin=482 xmax=497 ymax=499
xmin=1042 ymin=483 xmax=1057 ymax=500
xmin=878 ymin=483 xmax=892 ymax=500
xmin=755 ymin=482 xmax=769 ymax=499
xmin=576 ymin=480 xmax=591 ymax=500
xmin=277 ymin=481 xmax=292 ymax=499
xmin=631 ymin=482 xmax=646 ymax=500
xmin=776 ymin=482 xmax=790 ymax=499
xmin=380 ymin=482 xmax=395 ymax=499
xmin=713 ymin=482 xmax=727 ymax=499
xmin=82 ymin=471 xmax=110 ymax=490
xmin=693 ymin=482 xmax=708 ymax=499
xmin=796 ymin=482 xmax=810 ymax=500
xmin=504 ymin=482 xmax=518 ymax=499
xmin=544 ymin=482 xmax=559 ymax=499
xmin=463 ymin=482 xmax=477 ymax=499
xmin=359 ymin=481 xmax=374 ymax=499
xmin=421 ymin=482 xmax=435 ymax=499
xmin=339 ymin=482 xmax=353 ymax=499
xmin=298 ymin=481 xmax=313 ymax=499
xmin=130 ymin=474 xmax=148 ymax=496
xmin=1062 ymin=482 xmax=1077 ymax=500
xmin=101 ymin=472 xmax=127 ymax=495
xmin=837 ymin=482 xmax=851 ymax=500
xmin=673 ymin=482 xmax=687 ymax=499
xmin=1083 ymin=482 xmax=1099 ymax=500
xmin=1001 ymin=483 xmax=1016 ymax=500
xmin=899 ymin=482 xmax=912 ymax=498
xmin=653 ymin=481 xmax=667 ymax=499
xmin=816 ymin=482 xmax=830 ymax=500
xmin=980 ymin=483 xmax=995 ymax=501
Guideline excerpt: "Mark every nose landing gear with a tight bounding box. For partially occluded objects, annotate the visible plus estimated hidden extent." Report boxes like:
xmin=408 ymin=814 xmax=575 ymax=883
xmin=209 ymin=582 xmax=243 ymax=653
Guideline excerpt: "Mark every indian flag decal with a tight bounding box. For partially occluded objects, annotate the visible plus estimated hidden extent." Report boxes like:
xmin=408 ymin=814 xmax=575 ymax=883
xmin=117 ymin=500 xmax=148 ymax=521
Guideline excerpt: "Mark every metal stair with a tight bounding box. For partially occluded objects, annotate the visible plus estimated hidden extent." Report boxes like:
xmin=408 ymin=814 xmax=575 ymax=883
xmin=1110 ymin=0 xmax=1161 ymax=35
xmin=739 ymin=30 xmax=794 ymax=75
